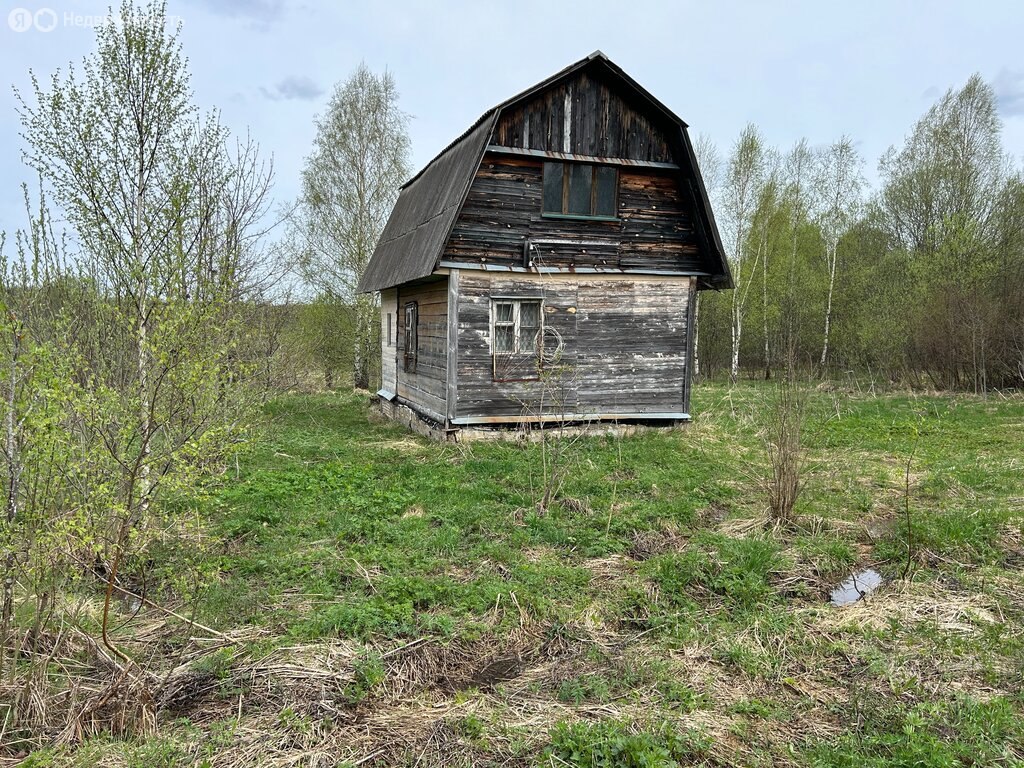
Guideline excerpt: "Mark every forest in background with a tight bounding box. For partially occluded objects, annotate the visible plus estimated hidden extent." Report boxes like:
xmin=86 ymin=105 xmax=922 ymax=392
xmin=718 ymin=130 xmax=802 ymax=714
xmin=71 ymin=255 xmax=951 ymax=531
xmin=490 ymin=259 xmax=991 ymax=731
xmin=692 ymin=76 xmax=1024 ymax=392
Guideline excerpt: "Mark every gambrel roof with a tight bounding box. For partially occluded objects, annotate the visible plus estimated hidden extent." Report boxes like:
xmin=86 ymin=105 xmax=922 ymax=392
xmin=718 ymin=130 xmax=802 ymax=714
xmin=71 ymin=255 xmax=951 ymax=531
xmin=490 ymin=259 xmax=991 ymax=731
xmin=358 ymin=51 xmax=731 ymax=293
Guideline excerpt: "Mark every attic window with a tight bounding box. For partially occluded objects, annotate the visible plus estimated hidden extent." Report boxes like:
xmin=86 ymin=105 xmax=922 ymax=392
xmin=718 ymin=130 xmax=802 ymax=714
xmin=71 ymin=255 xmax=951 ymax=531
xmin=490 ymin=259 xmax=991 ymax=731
xmin=542 ymin=162 xmax=618 ymax=219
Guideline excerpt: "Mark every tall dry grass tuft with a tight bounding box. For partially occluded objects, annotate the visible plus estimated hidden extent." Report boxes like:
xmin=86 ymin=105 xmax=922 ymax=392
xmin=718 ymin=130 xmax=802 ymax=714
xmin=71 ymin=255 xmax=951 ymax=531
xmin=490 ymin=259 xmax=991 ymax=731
xmin=758 ymin=374 xmax=811 ymax=526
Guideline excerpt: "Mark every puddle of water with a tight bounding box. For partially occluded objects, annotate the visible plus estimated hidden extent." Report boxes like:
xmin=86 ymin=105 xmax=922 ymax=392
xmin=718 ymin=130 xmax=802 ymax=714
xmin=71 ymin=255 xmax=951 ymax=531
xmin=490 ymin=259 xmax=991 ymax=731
xmin=830 ymin=568 xmax=883 ymax=606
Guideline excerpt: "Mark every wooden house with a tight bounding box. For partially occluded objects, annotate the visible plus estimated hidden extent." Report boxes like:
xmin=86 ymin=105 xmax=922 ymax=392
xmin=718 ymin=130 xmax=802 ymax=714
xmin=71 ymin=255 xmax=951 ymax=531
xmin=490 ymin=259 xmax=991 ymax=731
xmin=357 ymin=51 xmax=731 ymax=436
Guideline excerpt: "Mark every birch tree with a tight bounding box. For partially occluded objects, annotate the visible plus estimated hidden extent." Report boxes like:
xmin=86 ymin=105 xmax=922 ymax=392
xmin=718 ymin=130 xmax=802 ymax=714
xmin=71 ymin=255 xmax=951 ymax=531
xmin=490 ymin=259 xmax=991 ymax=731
xmin=691 ymin=133 xmax=723 ymax=379
xmin=878 ymin=74 xmax=1005 ymax=256
xmin=295 ymin=64 xmax=411 ymax=390
xmin=16 ymin=0 xmax=269 ymax=662
xmin=722 ymin=125 xmax=766 ymax=382
xmin=750 ymin=153 xmax=781 ymax=379
xmin=779 ymin=139 xmax=817 ymax=363
xmin=813 ymin=137 xmax=864 ymax=368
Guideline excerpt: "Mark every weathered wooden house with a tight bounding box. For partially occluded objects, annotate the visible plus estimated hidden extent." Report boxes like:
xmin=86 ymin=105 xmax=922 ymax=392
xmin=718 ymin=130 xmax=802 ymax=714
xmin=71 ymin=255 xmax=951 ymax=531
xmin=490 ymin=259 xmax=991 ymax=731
xmin=358 ymin=51 xmax=731 ymax=436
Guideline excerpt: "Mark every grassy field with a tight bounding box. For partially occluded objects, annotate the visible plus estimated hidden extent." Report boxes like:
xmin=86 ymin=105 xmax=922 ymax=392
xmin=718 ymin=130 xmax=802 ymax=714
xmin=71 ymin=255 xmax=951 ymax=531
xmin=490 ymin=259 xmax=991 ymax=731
xmin=15 ymin=382 xmax=1024 ymax=767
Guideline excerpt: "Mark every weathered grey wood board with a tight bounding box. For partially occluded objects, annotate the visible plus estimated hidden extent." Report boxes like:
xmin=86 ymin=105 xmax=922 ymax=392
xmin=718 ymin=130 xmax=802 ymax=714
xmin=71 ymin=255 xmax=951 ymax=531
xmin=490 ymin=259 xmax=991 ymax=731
xmin=452 ymin=272 xmax=693 ymax=422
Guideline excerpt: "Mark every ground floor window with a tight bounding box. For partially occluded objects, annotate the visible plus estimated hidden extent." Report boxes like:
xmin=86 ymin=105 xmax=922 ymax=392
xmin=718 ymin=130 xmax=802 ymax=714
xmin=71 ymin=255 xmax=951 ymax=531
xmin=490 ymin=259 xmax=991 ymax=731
xmin=491 ymin=298 xmax=542 ymax=380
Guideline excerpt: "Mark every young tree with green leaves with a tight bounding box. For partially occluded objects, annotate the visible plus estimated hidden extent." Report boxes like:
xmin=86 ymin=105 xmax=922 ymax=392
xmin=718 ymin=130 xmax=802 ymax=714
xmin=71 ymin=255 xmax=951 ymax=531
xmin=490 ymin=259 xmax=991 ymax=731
xmin=769 ymin=139 xmax=820 ymax=371
xmin=723 ymin=124 xmax=767 ymax=383
xmin=750 ymin=152 xmax=781 ymax=379
xmin=0 ymin=187 xmax=109 ymax=699
xmin=14 ymin=0 xmax=271 ymax=666
xmin=691 ymin=132 xmax=724 ymax=379
xmin=877 ymin=74 xmax=1011 ymax=390
xmin=294 ymin=64 xmax=411 ymax=390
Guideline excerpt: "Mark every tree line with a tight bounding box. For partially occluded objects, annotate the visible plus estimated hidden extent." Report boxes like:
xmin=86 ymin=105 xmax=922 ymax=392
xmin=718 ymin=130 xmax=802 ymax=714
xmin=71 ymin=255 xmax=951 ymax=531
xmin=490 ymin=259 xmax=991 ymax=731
xmin=694 ymin=75 xmax=1024 ymax=391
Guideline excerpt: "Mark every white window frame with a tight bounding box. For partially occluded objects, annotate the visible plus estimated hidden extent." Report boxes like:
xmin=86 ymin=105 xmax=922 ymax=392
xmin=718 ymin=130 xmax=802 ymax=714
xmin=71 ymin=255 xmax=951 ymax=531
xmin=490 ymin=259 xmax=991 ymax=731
xmin=490 ymin=297 xmax=543 ymax=381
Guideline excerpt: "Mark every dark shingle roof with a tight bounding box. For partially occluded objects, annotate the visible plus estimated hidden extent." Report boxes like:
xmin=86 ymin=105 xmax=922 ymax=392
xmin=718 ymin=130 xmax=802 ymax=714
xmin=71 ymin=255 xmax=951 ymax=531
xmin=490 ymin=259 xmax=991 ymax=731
xmin=357 ymin=51 xmax=731 ymax=293
xmin=358 ymin=115 xmax=496 ymax=293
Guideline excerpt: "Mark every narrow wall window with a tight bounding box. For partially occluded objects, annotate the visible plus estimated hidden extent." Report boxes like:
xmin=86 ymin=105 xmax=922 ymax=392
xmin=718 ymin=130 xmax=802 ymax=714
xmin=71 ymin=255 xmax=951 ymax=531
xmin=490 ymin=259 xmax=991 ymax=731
xmin=386 ymin=312 xmax=393 ymax=346
xmin=403 ymin=302 xmax=418 ymax=372
xmin=542 ymin=161 xmax=618 ymax=218
xmin=491 ymin=298 xmax=543 ymax=381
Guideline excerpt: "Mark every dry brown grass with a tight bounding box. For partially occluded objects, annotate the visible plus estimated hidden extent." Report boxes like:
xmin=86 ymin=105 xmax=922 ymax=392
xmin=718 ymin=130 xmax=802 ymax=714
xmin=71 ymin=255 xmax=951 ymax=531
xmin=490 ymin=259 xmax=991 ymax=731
xmin=818 ymin=579 xmax=999 ymax=634
xmin=7 ymin=568 xmax=1017 ymax=768
xmin=627 ymin=523 xmax=689 ymax=560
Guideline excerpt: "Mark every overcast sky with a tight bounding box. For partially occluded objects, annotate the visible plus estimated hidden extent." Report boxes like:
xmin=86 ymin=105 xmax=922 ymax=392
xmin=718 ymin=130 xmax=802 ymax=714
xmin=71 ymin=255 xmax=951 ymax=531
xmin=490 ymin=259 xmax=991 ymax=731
xmin=2 ymin=0 xmax=1023 ymax=238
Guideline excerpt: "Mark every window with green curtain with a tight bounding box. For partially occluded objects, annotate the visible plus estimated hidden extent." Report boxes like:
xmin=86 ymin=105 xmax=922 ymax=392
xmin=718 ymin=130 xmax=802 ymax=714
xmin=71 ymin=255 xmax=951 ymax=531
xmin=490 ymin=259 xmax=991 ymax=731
xmin=542 ymin=161 xmax=618 ymax=218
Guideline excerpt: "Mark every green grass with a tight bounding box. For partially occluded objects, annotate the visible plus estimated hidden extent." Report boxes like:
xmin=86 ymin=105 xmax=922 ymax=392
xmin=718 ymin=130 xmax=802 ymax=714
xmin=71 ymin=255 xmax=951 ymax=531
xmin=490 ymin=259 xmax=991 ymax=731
xmin=807 ymin=695 xmax=1024 ymax=767
xmin=544 ymin=719 xmax=714 ymax=767
xmin=13 ymin=382 xmax=1024 ymax=766
xmin=201 ymin=392 xmax=734 ymax=643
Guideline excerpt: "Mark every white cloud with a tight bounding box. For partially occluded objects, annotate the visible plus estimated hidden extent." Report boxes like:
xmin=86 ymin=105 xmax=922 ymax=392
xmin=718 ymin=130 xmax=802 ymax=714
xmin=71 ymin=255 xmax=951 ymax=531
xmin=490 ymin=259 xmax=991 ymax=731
xmin=260 ymin=75 xmax=324 ymax=102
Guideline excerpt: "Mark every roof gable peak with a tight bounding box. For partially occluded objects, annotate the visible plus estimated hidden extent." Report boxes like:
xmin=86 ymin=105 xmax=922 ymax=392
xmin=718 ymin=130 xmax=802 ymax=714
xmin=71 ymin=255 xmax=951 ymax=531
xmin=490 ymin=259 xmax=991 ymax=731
xmin=358 ymin=54 xmax=732 ymax=294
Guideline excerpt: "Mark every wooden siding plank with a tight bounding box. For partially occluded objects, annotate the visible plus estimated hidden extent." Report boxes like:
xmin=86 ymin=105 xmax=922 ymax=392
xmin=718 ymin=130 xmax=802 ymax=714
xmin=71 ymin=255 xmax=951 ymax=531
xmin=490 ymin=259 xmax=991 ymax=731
xmin=446 ymin=270 xmax=460 ymax=423
xmin=379 ymin=288 xmax=398 ymax=396
xmin=683 ymin=276 xmax=696 ymax=414
xmin=485 ymin=145 xmax=680 ymax=170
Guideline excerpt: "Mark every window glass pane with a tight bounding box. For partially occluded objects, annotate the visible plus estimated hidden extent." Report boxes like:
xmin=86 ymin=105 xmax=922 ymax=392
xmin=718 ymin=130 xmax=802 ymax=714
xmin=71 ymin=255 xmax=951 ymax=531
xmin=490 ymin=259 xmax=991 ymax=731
xmin=542 ymin=162 xmax=563 ymax=213
xmin=494 ymin=326 xmax=514 ymax=353
xmin=404 ymin=303 xmax=417 ymax=372
xmin=495 ymin=302 xmax=513 ymax=322
xmin=595 ymin=167 xmax=618 ymax=217
xmin=519 ymin=302 xmax=540 ymax=353
xmin=567 ymin=164 xmax=592 ymax=215
xmin=519 ymin=302 xmax=540 ymax=329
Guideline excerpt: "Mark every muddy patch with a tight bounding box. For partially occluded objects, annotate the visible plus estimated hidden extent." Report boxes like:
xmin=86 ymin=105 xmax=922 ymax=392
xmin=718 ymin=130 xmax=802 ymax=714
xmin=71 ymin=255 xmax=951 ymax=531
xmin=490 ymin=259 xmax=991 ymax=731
xmin=466 ymin=655 xmax=526 ymax=690
xmin=698 ymin=500 xmax=730 ymax=526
